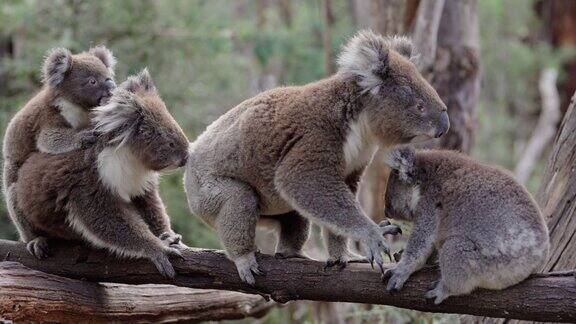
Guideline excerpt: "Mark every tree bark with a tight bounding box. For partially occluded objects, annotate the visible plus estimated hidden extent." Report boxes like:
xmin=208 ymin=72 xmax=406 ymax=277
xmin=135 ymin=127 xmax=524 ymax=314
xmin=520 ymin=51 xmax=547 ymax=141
xmin=538 ymin=92 xmax=576 ymax=272
xmin=428 ymin=0 xmax=480 ymax=152
xmin=514 ymin=68 xmax=561 ymax=184
xmin=0 ymin=262 xmax=273 ymax=323
xmin=320 ymin=0 xmax=335 ymax=75
xmin=1 ymin=240 xmax=575 ymax=322
xmin=370 ymin=0 xmax=406 ymax=35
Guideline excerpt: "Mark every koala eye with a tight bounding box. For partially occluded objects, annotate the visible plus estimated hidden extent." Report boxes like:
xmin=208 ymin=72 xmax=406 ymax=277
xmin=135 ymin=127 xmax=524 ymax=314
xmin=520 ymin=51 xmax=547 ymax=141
xmin=169 ymin=142 xmax=175 ymax=148
xmin=88 ymin=77 xmax=97 ymax=86
xmin=416 ymin=103 xmax=426 ymax=113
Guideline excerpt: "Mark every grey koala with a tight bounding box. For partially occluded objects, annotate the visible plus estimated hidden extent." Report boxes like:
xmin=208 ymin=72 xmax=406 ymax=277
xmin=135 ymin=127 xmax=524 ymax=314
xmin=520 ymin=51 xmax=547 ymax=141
xmin=184 ymin=30 xmax=449 ymax=285
xmin=3 ymin=46 xmax=116 ymax=248
xmin=383 ymin=146 xmax=549 ymax=304
xmin=14 ymin=69 xmax=190 ymax=277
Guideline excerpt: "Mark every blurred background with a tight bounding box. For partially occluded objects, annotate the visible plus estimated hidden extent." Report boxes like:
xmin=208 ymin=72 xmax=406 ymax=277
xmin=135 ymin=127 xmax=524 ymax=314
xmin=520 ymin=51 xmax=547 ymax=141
xmin=0 ymin=0 xmax=575 ymax=323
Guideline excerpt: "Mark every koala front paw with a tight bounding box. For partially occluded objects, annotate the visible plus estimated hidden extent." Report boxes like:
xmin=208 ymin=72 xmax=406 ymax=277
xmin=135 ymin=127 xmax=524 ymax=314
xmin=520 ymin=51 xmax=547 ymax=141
xmin=378 ymin=220 xmax=403 ymax=236
xmin=26 ymin=237 xmax=51 ymax=259
xmin=159 ymin=231 xmax=185 ymax=247
xmin=233 ymin=252 xmax=264 ymax=285
xmin=382 ymin=266 xmax=412 ymax=291
xmin=425 ymin=281 xmax=449 ymax=304
xmin=150 ymin=247 xmax=182 ymax=278
xmin=363 ymin=234 xmax=392 ymax=274
xmin=325 ymin=250 xmax=368 ymax=270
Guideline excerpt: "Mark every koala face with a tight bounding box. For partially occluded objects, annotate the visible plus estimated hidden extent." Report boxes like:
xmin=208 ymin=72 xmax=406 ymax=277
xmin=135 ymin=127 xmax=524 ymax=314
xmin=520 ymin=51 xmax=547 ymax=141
xmin=93 ymin=69 xmax=189 ymax=171
xmin=365 ymin=50 xmax=449 ymax=144
xmin=131 ymin=95 xmax=190 ymax=171
xmin=384 ymin=146 xmax=419 ymax=220
xmin=43 ymin=46 xmax=117 ymax=109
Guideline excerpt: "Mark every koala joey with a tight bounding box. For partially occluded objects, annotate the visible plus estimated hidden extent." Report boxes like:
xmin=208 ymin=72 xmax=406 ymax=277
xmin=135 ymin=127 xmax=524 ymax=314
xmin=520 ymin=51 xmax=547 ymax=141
xmin=3 ymin=45 xmax=116 ymax=247
xmin=14 ymin=69 xmax=190 ymax=277
xmin=184 ymin=30 xmax=449 ymax=284
xmin=382 ymin=146 xmax=550 ymax=304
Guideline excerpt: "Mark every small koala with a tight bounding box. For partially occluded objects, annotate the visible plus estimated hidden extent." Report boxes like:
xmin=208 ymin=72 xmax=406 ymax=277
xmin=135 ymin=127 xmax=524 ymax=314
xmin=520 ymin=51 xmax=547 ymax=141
xmin=382 ymin=146 xmax=550 ymax=304
xmin=14 ymin=69 xmax=190 ymax=277
xmin=184 ymin=30 xmax=449 ymax=284
xmin=3 ymin=45 xmax=116 ymax=249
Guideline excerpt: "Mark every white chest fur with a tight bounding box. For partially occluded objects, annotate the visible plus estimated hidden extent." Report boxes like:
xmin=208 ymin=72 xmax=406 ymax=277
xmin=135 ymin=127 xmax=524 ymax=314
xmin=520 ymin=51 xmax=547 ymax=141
xmin=343 ymin=111 xmax=378 ymax=175
xmin=54 ymin=98 xmax=90 ymax=129
xmin=97 ymin=146 xmax=158 ymax=202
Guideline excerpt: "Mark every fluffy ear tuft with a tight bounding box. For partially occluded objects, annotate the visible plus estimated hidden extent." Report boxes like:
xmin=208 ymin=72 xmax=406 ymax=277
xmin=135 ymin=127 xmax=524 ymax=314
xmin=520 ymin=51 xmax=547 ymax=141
xmin=337 ymin=30 xmax=390 ymax=92
xmin=337 ymin=31 xmax=417 ymax=92
xmin=92 ymin=89 xmax=140 ymax=146
xmin=384 ymin=146 xmax=416 ymax=182
xmin=89 ymin=45 xmax=116 ymax=73
xmin=42 ymin=47 xmax=72 ymax=86
xmin=120 ymin=68 xmax=156 ymax=93
xmin=385 ymin=36 xmax=415 ymax=61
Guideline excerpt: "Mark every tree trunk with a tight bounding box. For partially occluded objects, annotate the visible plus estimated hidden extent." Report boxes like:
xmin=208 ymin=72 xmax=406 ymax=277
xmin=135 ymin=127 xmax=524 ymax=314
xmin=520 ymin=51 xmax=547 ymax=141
xmin=320 ymin=0 xmax=335 ymax=75
xmin=0 ymin=262 xmax=273 ymax=323
xmin=463 ymin=95 xmax=576 ymax=324
xmin=535 ymin=0 xmax=576 ymax=116
xmin=428 ymin=0 xmax=480 ymax=152
xmin=370 ymin=0 xmax=406 ymax=35
xmin=1 ymin=240 xmax=575 ymax=322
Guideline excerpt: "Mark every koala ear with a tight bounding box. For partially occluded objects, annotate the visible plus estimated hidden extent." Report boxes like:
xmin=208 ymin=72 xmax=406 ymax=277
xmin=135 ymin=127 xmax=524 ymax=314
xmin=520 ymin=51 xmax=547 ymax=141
xmin=384 ymin=146 xmax=416 ymax=182
xmin=337 ymin=30 xmax=391 ymax=93
xmin=119 ymin=68 xmax=156 ymax=93
xmin=42 ymin=47 xmax=72 ymax=86
xmin=89 ymin=45 xmax=116 ymax=73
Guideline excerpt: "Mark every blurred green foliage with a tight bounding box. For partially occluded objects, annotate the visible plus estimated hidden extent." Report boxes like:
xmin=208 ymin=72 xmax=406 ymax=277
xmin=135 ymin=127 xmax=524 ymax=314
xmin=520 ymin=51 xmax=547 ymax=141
xmin=0 ymin=0 xmax=573 ymax=322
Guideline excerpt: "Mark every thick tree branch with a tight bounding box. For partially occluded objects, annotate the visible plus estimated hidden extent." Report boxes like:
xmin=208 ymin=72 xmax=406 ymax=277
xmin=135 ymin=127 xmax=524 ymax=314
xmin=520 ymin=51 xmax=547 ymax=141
xmin=0 ymin=240 xmax=575 ymax=322
xmin=0 ymin=262 xmax=273 ymax=323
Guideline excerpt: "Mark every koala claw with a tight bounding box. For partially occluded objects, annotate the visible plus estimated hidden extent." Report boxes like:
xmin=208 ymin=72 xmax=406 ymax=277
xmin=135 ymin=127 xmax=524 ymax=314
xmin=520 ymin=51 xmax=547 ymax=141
xmin=378 ymin=220 xmax=402 ymax=236
xmin=151 ymin=253 xmax=176 ymax=278
xmin=364 ymin=237 xmax=388 ymax=274
xmin=425 ymin=282 xmax=449 ymax=305
xmin=324 ymin=259 xmax=347 ymax=270
xmin=160 ymin=232 xmax=182 ymax=245
xmin=383 ymin=267 xmax=410 ymax=292
xmin=234 ymin=253 xmax=264 ymax=285
xmin=26 ymin=237 xmax=51 ymax=260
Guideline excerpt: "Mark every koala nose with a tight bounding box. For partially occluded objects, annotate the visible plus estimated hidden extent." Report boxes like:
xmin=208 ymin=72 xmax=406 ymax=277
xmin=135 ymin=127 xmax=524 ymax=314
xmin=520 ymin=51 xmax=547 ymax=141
xmin=178 ymin=154 xmax=188 ymax=167
xmin=434 ymin=111 xmax=450 ymax=138
xmin=105 ymin=78 xmax=116 ymax=90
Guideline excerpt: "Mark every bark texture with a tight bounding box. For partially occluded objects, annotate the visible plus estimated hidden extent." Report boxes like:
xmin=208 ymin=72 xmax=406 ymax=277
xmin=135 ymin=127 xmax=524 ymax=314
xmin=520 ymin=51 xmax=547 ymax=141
xmin=0 ymin=262 xmax=273 ymax=323
xmin=0 ymin=240 xmax=575 ymax=322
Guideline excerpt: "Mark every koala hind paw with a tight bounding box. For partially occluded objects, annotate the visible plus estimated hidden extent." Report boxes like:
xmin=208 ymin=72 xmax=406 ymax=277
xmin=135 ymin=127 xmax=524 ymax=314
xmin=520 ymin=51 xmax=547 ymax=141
xmin=26 ymin=237 xmax=51 ymax=260
xmin=151 ymin=252 xmax=177 ymax=278
xmin=234 ymin=253 xmax=264 ymax=285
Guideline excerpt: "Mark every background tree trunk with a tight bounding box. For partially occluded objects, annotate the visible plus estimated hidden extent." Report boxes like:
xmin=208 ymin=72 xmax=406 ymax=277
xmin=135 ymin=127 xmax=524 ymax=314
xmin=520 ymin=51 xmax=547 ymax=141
xmin=464 ymin=94 xmax=576 ymax=324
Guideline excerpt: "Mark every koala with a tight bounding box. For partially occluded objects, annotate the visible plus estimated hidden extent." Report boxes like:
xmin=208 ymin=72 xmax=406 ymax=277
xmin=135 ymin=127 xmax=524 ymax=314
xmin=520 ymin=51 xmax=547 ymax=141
xmin=14 ymin=69 xmax=190 ymax=277
xmin=184 ymin=30 xmax=450 ymax=284
xmin=3 ymin=45 xmax=116 ymax=250
xmin=382 ymin=146 xmax=550 ymax=304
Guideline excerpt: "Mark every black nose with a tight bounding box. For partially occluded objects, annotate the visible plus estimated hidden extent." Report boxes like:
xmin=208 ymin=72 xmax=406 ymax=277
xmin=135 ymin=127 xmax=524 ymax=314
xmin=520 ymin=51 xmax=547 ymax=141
xmin=435 ymin=111 xmax=450 ymax=138
xmin=178 ymin=154 xmax=188 ymax=167
xmin=105 ymin=78 xmax=116 ymax=90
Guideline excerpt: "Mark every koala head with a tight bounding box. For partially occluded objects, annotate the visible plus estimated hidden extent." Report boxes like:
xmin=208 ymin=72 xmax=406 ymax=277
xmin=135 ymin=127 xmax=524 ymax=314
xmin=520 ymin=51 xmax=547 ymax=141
xmin=383 ymin=146 xmax=420 ymax=220
xmin=42 ymin=45 xmax=117 ymax=109
xmin=337 ymin=30 xmax=449 ymax=145
xmin=93 ymin=69 xmax=189 ymax=171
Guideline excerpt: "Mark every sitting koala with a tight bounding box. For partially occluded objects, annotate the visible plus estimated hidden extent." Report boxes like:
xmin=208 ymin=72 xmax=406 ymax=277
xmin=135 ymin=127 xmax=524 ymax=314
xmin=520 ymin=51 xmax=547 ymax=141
xmin=15 ymin=69 xmax=190 ymax=277
xmin=382 ymin=146 xmax=549 ymax=304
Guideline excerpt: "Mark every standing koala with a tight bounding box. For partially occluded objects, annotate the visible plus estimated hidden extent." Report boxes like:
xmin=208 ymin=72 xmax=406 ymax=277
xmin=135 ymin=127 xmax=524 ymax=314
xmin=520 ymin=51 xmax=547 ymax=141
xmin=3 ymin=46 xmax=116 ymax=255
xmin=14 ymin=70 xmax=190 ymax=277
xmin=184 ymin=30 xmax=450 ymax=284
xmin=383 ymin=146 xmax=550 ymax=304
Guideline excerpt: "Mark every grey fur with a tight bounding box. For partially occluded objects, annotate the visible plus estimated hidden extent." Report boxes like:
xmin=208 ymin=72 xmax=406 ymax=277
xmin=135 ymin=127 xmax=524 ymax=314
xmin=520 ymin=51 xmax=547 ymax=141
xmin=184 ymin=31 xmax=449 ymax=284
xmin=3 ymin=46 xmax=117 ymax=247
xmin=13 ymin=70 xmax=190 ymax=277
xmin=383 ymin=147 xmax=550 ymax=304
